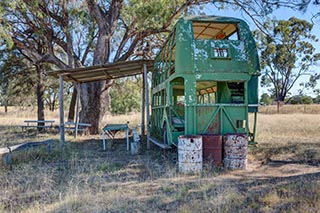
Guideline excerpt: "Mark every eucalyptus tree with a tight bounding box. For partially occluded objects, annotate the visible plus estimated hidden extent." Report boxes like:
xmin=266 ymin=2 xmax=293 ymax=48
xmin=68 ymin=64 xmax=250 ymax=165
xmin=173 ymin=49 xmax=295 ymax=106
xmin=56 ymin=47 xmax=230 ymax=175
xmin=0 ymin=0 xmax=95 ymax=123
xmin=79 ymin=0 xmax=211 ymax=133
xmin=254 ymin=17 xmax=320 ymax=101
xmin=0 ymin=48 xmax=33 ymax=112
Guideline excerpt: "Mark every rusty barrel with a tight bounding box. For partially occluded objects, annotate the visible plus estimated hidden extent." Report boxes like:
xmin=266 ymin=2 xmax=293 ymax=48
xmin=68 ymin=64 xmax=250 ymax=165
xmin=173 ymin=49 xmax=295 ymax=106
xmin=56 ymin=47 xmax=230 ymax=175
xmin=223 ymin=134 xmax=247 ymax=170
xmin=178 ymin=135 xmax=202 ymax=174
xmin=201 ymin=134 xmax=222 ymax=166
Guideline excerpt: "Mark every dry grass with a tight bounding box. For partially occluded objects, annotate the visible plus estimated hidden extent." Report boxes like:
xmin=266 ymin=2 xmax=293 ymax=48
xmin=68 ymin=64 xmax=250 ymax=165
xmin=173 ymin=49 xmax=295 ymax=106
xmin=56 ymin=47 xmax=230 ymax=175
xmin=0 ymin=106 xmax=319 ymax=212
xmin=0 ymin=106 xmax=141 ymax=129
xmin=259 ymin=104 xmax=320 ymax=114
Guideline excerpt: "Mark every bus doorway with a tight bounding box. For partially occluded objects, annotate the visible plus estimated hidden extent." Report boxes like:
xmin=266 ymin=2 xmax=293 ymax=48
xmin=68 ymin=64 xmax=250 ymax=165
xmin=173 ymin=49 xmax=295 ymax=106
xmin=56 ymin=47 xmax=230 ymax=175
xmin=167 ymin=77 xmax=185 ymax=145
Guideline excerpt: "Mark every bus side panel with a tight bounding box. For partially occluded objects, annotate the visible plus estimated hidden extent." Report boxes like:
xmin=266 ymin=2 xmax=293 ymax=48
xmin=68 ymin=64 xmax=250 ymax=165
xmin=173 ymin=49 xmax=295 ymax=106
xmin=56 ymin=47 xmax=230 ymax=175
xmin=239 ymin=21 xmax=260 ymax=76
xmin=193 ymin=40 xmax=257 ymax=74
xmin=195 ymin=105 xmax=247 ymax=135
xmin=150 ymin=106 xmax=164 ymax=139
xmin=195 ymin=106 xmax=220 ymax=134
xmin=248 ymin=75 xmax=259 ymax=112
xmin=175 ymin=19 xmax=194 ymax=73
xmin=184 ymin=76 xmax=197 ymax=135
xmin=221 ymin=105 xmax=247 ymax=134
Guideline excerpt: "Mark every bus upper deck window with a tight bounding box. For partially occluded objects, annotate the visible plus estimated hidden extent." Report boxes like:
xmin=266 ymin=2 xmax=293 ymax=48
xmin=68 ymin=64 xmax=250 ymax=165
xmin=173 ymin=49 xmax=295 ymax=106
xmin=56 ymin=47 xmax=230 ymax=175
xmin=192 ymin=22 xmax=239 ymax=40
xmin=227 ymin=31 xmax=239 ymax=40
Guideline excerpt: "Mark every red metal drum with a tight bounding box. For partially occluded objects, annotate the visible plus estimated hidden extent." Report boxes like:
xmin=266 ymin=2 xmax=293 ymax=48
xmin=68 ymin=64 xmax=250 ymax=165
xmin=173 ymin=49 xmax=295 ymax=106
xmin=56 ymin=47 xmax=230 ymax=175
xmin=201 ymin=134 xmax=222 ymax=166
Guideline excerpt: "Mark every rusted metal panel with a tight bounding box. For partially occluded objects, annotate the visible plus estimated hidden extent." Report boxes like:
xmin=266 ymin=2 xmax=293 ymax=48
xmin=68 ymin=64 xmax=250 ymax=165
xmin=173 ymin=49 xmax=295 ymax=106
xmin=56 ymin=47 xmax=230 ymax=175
xmin=178 ymin=135 xmax=202 ymax=173
xmin=201 ymin=134 xmax=222 ymax=166
xmin=48 ymin=60 xmax=154 ymax=83
xmin=223 ymin=134 xmax=247 ymax=170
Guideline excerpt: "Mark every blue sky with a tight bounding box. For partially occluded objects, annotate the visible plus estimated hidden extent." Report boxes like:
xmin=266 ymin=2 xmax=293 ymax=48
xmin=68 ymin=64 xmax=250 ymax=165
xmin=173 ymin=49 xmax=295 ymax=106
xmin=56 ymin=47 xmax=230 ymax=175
xmin=203 ymin=4 xmax=320 ymax=97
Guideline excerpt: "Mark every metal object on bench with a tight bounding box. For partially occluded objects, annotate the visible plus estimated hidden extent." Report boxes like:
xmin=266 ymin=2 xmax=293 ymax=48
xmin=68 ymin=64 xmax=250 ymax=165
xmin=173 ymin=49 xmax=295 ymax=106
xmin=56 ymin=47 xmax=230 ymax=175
xmin=0 ymin=139 xmax=53 ymax=165
xmin=130 ymin=128 xmax=140 ymax=155
xmin=102 ymin=124 xmax=129 ymax=151
xmin=132 ymin=128 xmax=140 ymax=143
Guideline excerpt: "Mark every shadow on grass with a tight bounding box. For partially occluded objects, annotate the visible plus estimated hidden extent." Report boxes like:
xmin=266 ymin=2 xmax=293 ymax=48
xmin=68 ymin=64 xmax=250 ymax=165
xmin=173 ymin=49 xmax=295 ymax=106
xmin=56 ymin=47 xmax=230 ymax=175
xmin=250 ymin=142 xmax=320 ymax=166
xmin=1 ymin=132 xmax=319 ymax=212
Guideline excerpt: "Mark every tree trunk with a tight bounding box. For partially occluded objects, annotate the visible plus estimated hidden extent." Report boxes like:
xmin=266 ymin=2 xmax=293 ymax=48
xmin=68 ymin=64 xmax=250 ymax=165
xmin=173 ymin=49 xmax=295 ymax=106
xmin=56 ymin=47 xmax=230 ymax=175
xmin=36 ymin=65 xmax=45 ymax=131
xmin=79 ymin=81 xmax=110 ymax=134
xmin=67 ymin=83 xmax=77 ymax=122
xmin=4 ymin=99 xmax=8 ymax=113
xmin=279 ymin=92 xmax=286 ymax=102
xmin=52 ymin=96 xmax=56 ymax=112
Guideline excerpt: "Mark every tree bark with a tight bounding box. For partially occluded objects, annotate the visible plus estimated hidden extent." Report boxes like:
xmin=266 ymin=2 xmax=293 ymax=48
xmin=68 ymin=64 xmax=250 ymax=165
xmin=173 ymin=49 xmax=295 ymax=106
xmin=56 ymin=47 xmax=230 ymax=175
xmin=4 ymin=99 xmax=8 ymax=113
xmin=67 ymin=83 xmax=77 ymax=122
xmin=52 ymin=97 xmax=56 ymax=111
xmin=36 ymin=65 xmax=45 ymax=130
xmin=79 ymin=81 xmax=110 ymax=134
xmin=78 ymin=0 xmax=123 ymax=134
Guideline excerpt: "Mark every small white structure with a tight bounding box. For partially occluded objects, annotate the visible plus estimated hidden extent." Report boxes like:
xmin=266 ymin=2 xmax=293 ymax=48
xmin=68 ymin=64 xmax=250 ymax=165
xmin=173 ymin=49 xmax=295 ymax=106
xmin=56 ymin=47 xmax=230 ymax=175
xmin=178 ymin=135 xmax=203 ymax=174
xmin=130 ymin=128 xmax=140 ymax=155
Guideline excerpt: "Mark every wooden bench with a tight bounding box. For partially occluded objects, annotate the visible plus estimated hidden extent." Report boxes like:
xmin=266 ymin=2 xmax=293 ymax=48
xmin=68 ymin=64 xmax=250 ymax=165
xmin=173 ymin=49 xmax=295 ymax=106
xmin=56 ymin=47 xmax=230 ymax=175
xmin=0 ymin=139 xmax=53 ymax=165
xmin=149 ymin=136 xmax=172 ymax=149
xmin=65 ymin=122 xmax=91 ymax=132
xmin=21 ymin=120 xmax=55 ymax=131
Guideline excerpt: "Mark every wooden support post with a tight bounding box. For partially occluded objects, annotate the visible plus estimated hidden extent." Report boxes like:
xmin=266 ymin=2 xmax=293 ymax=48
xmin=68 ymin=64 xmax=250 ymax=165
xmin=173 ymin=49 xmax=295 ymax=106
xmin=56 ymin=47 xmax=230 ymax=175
xmin=141 ymin=69 xmax=145 ymax=136
xmin=144 ymin=63 xmax=150 ymax=149
xmin=253 ymin=112 xmax=257 ymax=142
xmin=59 ymin=75 xmax=65 ymax=147
xmin=74 ymin=83 xmax=80 ymax=138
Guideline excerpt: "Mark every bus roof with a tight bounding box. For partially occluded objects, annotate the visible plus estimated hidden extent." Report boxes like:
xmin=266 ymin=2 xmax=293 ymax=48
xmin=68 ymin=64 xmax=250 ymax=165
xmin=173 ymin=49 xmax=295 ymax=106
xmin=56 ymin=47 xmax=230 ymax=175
xmin=181 ymin=15 xmax=246 ymax=23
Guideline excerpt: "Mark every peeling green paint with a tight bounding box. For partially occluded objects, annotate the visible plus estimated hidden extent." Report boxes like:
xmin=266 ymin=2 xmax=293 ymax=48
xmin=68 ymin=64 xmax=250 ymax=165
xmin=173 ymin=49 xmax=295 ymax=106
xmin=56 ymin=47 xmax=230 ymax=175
xmin=150 ymin=16 xmax=260 ymax=146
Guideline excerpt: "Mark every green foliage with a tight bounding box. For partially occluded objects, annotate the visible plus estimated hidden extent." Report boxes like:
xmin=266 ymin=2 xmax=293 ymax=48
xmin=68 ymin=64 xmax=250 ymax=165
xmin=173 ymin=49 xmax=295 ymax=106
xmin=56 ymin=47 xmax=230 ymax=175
xmin=260 ymin=93 xmax=272 ymax=105
xmin=306 ymin=73 xmax=320 ymax=94
xmin=122 ymin=0 xmax=191 ymax=30
xmin=0 ymin=48 xmax=35 ymax=107
xmin=254 ymin=17 xmax=320 ymax=101
xmin=109 ymin=77 xmax=142 ymax=114
xmin=288 ymin=95 xmax=314 ymax=104
xmin=313 ymin=95 xmax=320 ymax=104
xmin=301 ymin=95 xmax=313 ymax=104
xmin=0 ymin=46 xmax=70 ymax=110
xmin=288 ymin=96 xmax=301 ymax=104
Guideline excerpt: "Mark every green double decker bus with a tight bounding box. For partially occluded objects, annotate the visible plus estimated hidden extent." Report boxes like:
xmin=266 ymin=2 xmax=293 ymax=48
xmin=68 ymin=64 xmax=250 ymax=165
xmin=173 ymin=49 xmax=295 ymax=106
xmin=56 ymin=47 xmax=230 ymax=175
xmin=149 ymin=16 xmax=260 ymax=148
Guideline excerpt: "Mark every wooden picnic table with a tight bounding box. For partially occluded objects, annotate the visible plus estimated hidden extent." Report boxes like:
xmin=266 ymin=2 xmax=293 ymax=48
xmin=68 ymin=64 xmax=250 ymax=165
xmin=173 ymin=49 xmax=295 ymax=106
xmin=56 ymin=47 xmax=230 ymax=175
xmin=102 ymin=124 xmax=129 ymax=151
xmin=21 ymin=120 xmax=55 ymax=131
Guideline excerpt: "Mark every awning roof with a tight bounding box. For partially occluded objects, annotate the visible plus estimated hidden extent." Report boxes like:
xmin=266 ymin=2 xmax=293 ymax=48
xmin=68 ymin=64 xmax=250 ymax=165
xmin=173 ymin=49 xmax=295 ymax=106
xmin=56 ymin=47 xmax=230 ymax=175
xmin=49 ymin=59 xmax=154 ymax=83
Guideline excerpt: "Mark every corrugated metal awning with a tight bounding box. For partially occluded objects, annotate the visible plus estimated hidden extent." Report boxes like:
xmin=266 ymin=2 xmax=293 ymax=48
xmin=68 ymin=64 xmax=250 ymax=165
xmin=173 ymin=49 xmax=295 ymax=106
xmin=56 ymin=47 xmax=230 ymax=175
xmin=49 ymin=59 xmax=154 ymax=83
